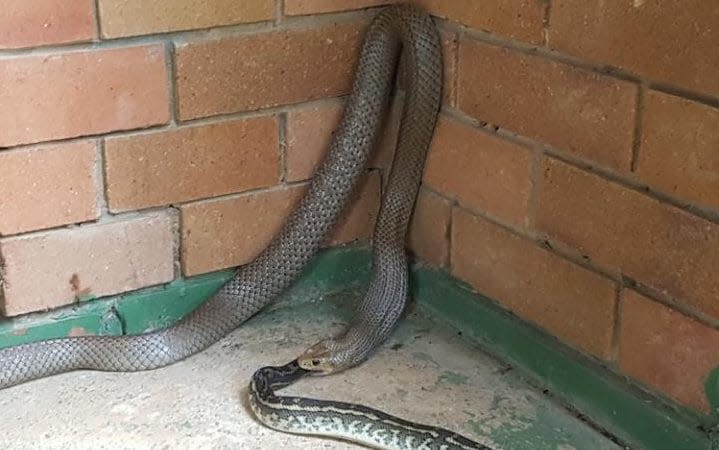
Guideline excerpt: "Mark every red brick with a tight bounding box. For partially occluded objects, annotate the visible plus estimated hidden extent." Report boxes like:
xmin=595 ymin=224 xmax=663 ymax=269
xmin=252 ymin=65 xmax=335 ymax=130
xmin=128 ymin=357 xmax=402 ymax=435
xmin=0 ymin=213 xmax=174 ymax=316
xmin=536 ymin=158 xmax=719 ymax=319
xmin=451 ymin=208 xmax=617 ymax=359
xmin=104 ymin=117 xmax=279 ymax=212
xmin=285 ymin=0 xmax=395 ymax=15
xmin=180 ymin=173 xmax=380 ymax=275
xmin=0 ymin=0 xmax=95 ymax=49
xmin=619 ymin=290 xmax=719 ymax=413
xmin=98 ymin=0 xmax=274 ymax=38
xmin=408 ymin=188 xmax=451 ymax=267
xmin=175 ymin=22 xmax=364 ymax=121
xmin=415 ymin=0 xmax=546 ymax=44
xmin=0 ymin=46 xmax=169 ymax=147
xmin=457 ymin=39 xmax=636 ymax=171
xmin=550 ymin=1 xmax=719 ymax=97
xmin=285 ymin=99 xmax=399 ymax=182
xmin=423 ymin=117 xmax=533 ymax=227
xmin=0 ymin=141 xmax=98 ymax=236
xmin=637 ymin=91 xmax=719 ymax=211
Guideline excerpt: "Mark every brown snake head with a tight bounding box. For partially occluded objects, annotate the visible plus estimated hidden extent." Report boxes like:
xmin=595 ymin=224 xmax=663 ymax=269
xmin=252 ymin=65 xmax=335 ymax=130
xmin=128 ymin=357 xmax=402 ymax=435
xmin=297 ymin=339 xmax=349 ymax=374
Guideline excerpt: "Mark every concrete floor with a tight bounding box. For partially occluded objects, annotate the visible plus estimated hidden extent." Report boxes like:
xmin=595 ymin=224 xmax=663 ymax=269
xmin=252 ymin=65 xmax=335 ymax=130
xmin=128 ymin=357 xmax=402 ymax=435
xmin=0 ymin=284 xmax=621 ymax=450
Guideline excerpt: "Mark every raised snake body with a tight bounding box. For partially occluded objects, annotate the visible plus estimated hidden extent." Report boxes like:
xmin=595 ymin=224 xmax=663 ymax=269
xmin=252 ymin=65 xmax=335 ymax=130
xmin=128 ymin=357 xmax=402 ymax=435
xmin=0 ymin=4 xmax=491 ymax=449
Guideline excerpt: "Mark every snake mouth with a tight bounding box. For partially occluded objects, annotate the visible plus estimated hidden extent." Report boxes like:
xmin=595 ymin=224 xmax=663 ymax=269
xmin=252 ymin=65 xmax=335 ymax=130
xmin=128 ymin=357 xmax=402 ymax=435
xmin=296 ymin=341 xmax=340 ymax=374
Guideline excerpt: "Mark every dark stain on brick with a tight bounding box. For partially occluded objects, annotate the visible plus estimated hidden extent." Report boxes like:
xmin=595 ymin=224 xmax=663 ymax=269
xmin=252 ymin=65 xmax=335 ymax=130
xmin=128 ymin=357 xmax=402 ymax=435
xmin=69 ymin=273 xmax=92 ymax=299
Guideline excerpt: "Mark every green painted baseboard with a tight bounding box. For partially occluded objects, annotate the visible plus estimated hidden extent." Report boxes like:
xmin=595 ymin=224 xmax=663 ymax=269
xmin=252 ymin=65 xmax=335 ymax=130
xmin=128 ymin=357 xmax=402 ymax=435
xmin=0 ymin=245 xmax=714 ymax=449
xmin=410 ymin=264 xmax=715 ymax=450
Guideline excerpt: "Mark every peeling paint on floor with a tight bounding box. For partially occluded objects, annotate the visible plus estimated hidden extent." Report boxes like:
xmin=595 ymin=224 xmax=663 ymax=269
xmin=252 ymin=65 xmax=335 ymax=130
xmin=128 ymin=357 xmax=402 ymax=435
xmin=0 ymin=283 xmax=620 ymax=450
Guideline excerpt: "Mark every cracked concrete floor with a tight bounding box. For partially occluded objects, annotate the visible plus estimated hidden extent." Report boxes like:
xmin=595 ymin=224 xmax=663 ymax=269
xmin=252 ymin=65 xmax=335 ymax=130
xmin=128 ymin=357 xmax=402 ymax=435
xmin=0 ymin=284 xmax=622 ymax=450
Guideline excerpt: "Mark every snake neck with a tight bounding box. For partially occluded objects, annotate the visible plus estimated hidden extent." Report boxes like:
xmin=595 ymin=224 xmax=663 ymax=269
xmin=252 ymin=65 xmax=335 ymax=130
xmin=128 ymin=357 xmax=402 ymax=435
xmin=298 ymin=244 xmax=410 ymax=374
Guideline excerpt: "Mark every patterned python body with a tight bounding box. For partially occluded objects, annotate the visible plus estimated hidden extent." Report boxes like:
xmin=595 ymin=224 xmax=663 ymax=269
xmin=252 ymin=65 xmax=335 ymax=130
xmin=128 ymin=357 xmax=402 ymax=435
xmin=249 ymin=360 xmax=492 ymax=450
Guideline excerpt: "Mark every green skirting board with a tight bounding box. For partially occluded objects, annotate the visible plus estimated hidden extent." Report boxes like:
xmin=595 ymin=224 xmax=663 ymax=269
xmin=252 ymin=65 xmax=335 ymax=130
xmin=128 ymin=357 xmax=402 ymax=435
xmin=0 ymin=244 xmax=715 ymax=450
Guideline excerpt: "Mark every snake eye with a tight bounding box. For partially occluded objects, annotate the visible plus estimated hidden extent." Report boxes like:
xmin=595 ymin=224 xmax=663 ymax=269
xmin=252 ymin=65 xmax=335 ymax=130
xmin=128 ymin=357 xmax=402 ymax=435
xmin=311 ymin=359 xmax=320 ymax=366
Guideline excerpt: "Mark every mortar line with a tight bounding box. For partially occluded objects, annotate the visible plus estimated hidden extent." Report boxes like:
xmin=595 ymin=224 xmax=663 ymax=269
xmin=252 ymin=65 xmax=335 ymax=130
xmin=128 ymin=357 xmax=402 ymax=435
xmin=630 ymin=82 xmax=647 ymax=172
xmin=176 ymin=95 xmax=349 ymax=127
xmin=0 ymin=123 xmax=170 ymax=154
xmin=278 ymin=112 xmax=288 ymax=183
xmin=94 ymin=140 xmax=111 ymax=219
xmin=444 ymin=196 xmax=456 ymax=270
xmin=275 ymin=0 xmax=285 ymax=26
xmin=610 ymin=284 xmax=623 ymax=365
xmin=0 ymin=239 xmax=6 ymax=315
xmin=0 ymin=207 xmax=178 ymax=242
xmin=526 ymin=147 xmax=544 ymax=230
xmin=448 ymin=29 xmax=460 ymax=108
xmin=0 ymin=23 xmax=271 ymax=58
xmin=542 ymin=0 xmax=552 ymax=46
xmin=170 ymin=180 xmax=310 ymax=209
xmin=168 ymin=206 xmax=183 ymax=280
xmin=92 ymin=0 xmax=103 ymax=41
xmin=164 ymin=40 xmax=179 ymax=125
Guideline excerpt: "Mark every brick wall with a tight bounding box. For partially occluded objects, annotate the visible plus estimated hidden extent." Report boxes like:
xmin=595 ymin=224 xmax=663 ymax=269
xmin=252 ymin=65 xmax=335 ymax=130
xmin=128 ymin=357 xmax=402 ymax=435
xmin=405 ymin=0 xmax=719 ymax=417
xmin=0 ymin=0 xmax=717 ymax=418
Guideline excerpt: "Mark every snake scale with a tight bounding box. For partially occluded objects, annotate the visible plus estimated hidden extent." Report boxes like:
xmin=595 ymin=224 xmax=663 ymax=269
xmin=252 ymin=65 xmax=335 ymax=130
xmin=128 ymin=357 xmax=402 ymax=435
xmin=0 ymin=4 xmax=492 ymax=449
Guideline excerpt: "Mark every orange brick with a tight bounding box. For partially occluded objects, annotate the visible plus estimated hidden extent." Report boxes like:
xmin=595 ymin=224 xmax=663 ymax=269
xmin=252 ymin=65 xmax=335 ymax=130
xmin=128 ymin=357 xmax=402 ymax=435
xmin=0 ymin=141 xmax=98 ymax=236
xmin=98 ymin=0 xmax=274 ymax=38
xmin=451 ymin=208 xmax=617 ymax=359
xmin=536 ymin=158 xmax=719 ymax=319
xmin=618 ymin=290 xmax=719 ymax=413
xmin=637 ymin=91 xmax=719 ymax=211
xmin=408 ymin=187 xmax=450 ymax=267
xmin=286 ymin=102 xmax=344 ymax=182
xmin=104 ymin=117 xmax=279 ymax=212
xmin=285 ymin=0 xmax=395 ymax=15
xmin=0 ymin=0 xmax=95 ymax=49
xmin=181 ymin=173 xmax=380 ymax=275
xmin=285 ymin=99 xmax=399 ymax=182
xmin=550 ymin=1 xmax=719 ymax=97
xmin=423 ymin=117 xmax=533 ymax=227
xmin=175 ymin=22 xmax=364 ymax=121
xmin=0 ymin=46 xmax=169 ymax=147
xmin=0 ymin=213 xmax=174 ymax=316
xmin=457 ymin=39 xmax=636 ymax=171
xmin=415 ymin=0 xmax=546 ymax=44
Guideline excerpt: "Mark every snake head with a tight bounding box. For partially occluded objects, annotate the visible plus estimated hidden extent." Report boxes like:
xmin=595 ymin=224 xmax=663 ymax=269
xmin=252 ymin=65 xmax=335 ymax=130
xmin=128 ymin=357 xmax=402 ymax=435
xmin=297 ymin=341 xmax=339 ymax=374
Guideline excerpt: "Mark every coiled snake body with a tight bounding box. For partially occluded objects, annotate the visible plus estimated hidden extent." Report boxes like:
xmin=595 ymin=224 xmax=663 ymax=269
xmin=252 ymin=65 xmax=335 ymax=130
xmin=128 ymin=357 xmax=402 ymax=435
xmin=0 ymin=4 xmax=490 ymax=449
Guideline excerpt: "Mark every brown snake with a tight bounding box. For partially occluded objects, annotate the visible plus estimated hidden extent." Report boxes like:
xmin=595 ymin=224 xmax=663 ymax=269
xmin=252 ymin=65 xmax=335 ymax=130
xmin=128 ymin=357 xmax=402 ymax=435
xmin=0 ymin=3 xmax=493 ymax=449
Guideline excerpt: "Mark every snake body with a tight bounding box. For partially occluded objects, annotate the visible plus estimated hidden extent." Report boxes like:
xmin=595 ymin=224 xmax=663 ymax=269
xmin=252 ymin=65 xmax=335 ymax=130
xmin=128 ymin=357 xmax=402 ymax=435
xmin=249 ymin=360 xmax=492 ymax=450
xmin=0 ymin=3 xmax=490 ymax=449
xmin=249 ymin=6 xmax=491 ymax=449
